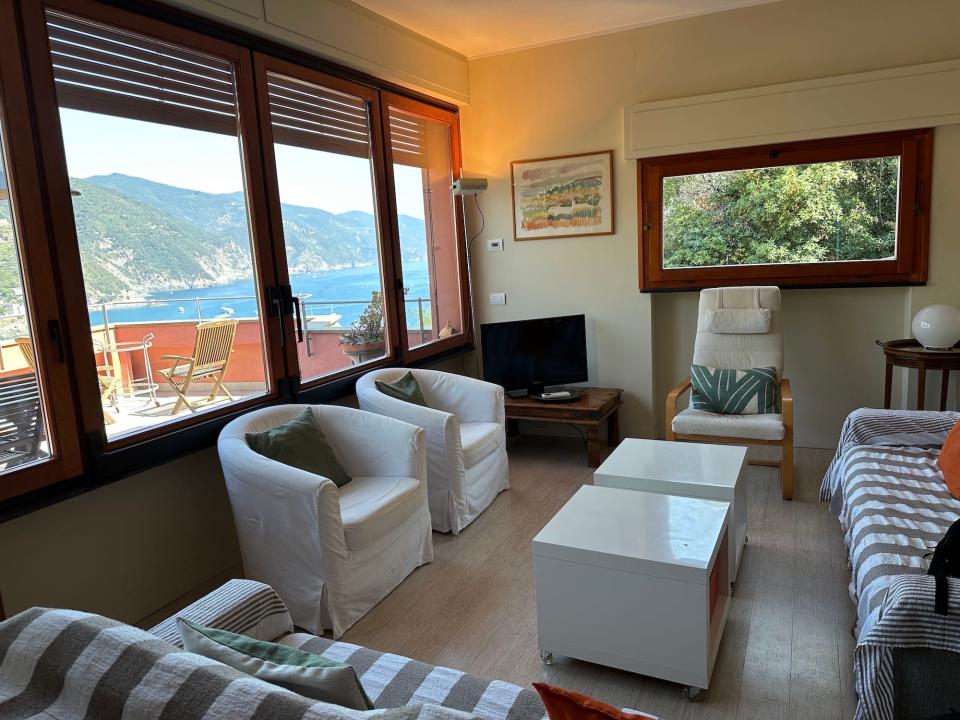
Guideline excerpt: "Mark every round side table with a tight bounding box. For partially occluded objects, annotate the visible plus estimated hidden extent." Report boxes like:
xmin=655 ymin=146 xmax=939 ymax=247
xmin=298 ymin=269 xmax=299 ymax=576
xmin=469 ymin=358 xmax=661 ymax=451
xmin=877 ymin=338 xmax=960 ymax=410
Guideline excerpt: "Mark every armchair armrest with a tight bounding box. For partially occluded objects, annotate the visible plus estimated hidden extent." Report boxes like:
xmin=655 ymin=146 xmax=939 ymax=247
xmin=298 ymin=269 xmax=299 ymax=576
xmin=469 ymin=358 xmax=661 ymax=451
xmin=665 ymin=376 xmax=692 ymax=440
xmin=421 ymin=373 xmax=505 ymax=424
xmin=147 ymin=579 xmax=293 ymax=647
xmin=159 ymin=354 xmax=194 ymax=361
xmin=780 ymin=378 xmax=793 ymax=421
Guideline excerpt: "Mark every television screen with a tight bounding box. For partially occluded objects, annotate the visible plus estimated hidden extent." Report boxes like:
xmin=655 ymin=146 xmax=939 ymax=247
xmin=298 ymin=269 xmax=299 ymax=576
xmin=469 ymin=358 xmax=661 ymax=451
xmin=481 ymin=314 xmax=587 ymax=391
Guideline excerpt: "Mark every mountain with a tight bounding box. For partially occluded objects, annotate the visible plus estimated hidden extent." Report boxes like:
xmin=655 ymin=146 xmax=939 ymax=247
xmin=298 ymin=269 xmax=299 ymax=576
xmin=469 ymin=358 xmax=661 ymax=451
xmin=0 ymin=172 xmax=429 ymax=305
xmin=79 ymin=174 xmax=428 ymax=301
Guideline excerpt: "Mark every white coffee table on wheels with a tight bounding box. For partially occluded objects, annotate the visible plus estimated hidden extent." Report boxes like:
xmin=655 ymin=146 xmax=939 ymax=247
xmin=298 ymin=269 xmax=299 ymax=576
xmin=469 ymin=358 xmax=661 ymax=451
xmin=532 ymin=485 xmax=730 ymax=699
xmin=594 ymin=439 xmax=748 ymax=582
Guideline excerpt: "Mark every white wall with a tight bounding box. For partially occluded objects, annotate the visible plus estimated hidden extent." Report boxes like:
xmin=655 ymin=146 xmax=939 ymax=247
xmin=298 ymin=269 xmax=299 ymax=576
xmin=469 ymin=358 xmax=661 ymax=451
xmin=161 ymin=0 xmax=470 ymax=103
xmin=461 ymin=0 xmax=960 ymax=447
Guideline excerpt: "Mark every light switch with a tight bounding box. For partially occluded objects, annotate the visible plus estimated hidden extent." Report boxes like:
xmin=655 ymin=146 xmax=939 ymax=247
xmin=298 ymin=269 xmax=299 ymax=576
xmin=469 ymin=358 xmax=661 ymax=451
xmin=487 ymin=238 xmax=504 ymax=251
xmin=489 ymin=292 xmax=507 ymax=306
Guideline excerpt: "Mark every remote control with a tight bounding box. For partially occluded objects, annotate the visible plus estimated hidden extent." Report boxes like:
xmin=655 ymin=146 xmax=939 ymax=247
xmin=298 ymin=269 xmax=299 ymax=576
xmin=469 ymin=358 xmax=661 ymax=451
xmin=541 ymin=390 xmax=572 ymax=399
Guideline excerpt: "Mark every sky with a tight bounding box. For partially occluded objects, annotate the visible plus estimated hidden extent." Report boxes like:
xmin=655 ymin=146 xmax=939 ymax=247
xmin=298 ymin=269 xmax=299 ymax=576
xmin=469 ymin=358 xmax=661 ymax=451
xmin=58 ymin=108 xmax=426 ymax=218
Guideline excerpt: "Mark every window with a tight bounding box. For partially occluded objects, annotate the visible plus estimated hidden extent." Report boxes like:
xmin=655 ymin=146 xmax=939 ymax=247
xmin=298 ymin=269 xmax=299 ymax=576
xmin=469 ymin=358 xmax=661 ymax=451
xmin=385 ymin=94 xmax=470 ymax=359
xmin=0 ymin=0 xmax=469 ymax=504
xmin=0 ymin=0 xmax=82 ymax=501
xmin=638 ymin=130 xmax=932 ymax=291
xmin=257 ymin=57 xmax=398 ymax=388
xmin=37 ymin=8 xmax=279 ymax=444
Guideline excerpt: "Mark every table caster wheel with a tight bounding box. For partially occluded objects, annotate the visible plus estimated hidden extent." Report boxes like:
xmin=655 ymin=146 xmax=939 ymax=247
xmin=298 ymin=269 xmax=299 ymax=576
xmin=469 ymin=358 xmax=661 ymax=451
xmin=682 ymin=686 xmax=702 ymax=702
xmin=540 ymin=651 xmax=554 ymax=665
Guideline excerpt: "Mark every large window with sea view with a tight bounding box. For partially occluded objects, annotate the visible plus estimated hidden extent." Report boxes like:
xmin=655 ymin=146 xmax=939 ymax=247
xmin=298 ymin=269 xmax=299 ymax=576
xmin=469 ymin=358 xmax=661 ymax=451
xmin=0 ymin=0 xmax=469 ymax=502
xmin=45 ymin=9 xmax=273 ymax=440
xmin=259 ymin=62 xmax=398 ymax=387
xmin=386 ymin=95 xmax=467 ymax=359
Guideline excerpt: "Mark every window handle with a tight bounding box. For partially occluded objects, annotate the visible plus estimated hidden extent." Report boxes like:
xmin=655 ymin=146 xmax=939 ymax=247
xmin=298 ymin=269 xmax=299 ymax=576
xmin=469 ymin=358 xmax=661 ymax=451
xmin=292 ymin=296 xmax=304 ymax=343
xmin=48 ymin=320 xmax=66 ymax=363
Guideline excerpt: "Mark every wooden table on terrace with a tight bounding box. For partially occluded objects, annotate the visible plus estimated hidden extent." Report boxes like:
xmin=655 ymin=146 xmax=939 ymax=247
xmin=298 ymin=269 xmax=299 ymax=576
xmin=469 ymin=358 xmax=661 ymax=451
xmin=877 ymin=338 xmax=960 ymax=411
xmin=504 ymin=388 xmax=623 ymax=468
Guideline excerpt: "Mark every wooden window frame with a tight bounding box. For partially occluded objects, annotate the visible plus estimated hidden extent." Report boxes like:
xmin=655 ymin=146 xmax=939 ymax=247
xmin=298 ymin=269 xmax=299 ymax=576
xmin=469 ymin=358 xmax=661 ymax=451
xmin=638 ymin=129 xmax=933 ymax=292
xmin=18 ymin=0 xmax=289 ymax=455
xmin=382 ymin=92 xmax=472 ymax=364
xmin=252 ymin=53 xmax=403 ymax=393
xmin=0 ymin=0 xmax=85 ymax=501
xmin=0 ymin=0 xmax=472 ymax=511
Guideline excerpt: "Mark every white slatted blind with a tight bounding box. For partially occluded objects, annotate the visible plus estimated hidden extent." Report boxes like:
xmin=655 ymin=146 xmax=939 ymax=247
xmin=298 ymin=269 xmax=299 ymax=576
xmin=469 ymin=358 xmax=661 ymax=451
xmin=266 ymin=74 xmax=370 ymax=158
xmin=389 ymin=111 xmax=428 ymax=169
xmin=46 ymin=10 xmax=238 ymax=135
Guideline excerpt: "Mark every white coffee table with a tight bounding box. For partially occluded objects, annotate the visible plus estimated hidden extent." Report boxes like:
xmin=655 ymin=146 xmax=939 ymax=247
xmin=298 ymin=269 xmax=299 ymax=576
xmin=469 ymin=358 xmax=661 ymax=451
xmin=594 ymin=439 xmax=747 ymax=580
xmin=532 ymin=485 xmax=730 ymax=697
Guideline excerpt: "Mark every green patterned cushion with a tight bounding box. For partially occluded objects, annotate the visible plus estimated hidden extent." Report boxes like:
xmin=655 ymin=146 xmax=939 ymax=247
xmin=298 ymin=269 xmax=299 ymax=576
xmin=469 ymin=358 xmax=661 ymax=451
xmin=245 ymin=408 xmax=352 ymax=487
xmin=690 ymin=365 xmax=780 ymax=415
xmin=178 ymin=619 xmax=373 ymax=710
xmin=375 ymin=371 xmax=427 ymax=406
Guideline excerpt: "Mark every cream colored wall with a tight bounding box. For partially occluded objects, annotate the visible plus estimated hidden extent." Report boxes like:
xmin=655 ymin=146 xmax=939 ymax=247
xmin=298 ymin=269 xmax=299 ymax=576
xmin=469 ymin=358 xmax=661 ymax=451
xmin=161 ymin=0 xmax=469 ymax=103
xmin=461 ymin=0 xmax=960 ymax=447
xmin=0 ymin=448 xmax=239 ymax=622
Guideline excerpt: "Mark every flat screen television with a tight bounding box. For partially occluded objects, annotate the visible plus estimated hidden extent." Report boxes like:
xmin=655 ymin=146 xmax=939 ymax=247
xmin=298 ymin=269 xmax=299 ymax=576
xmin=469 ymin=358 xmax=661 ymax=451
xmin=481 ymin=314 xmax=587 ymax=392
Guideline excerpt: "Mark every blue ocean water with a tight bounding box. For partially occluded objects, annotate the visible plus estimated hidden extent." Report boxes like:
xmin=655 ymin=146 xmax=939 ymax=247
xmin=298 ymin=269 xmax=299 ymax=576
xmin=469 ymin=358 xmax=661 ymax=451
xmin=87 ymin=261 xmax=430 ymax=329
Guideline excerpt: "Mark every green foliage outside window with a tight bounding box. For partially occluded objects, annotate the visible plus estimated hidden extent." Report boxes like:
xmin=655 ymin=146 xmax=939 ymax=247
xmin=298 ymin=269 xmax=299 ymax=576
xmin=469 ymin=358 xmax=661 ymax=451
xmin=662 ymin=156 xmax=899 ymax=268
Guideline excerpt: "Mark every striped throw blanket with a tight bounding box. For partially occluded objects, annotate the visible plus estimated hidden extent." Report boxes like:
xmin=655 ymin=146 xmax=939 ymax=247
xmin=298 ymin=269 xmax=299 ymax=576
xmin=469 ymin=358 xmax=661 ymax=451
xmin=821 ymin=408 xmax=960 ymax=719
xmin=280 ymin=634 xmax=547 ymax=720
xmin=149 ymin=578 xmax=294 ymax=648
xmin=855 ymin=575 xmax=960 ymax=720
xmin=0 ymin=607 xmax=479 ymax=720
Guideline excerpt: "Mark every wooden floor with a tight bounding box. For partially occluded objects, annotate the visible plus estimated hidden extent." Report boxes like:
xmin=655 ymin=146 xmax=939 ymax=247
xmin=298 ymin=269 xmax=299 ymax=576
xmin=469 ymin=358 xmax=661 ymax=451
xmin=343 ymin=436 xmax=857 ymax=720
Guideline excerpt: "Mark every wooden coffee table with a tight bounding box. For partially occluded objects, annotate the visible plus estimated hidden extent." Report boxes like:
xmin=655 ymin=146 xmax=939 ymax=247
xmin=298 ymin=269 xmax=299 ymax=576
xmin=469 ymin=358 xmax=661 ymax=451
xmin=504 ymin=388 xmax=623 ymax=467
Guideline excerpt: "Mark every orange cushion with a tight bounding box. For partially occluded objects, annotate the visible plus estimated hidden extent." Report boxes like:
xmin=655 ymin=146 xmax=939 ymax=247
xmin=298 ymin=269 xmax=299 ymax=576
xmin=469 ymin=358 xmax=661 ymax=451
xmin=940 ymin=421 xmax=960 ymax=499
xmin=533 ymin=683 xmax=656 ymax=720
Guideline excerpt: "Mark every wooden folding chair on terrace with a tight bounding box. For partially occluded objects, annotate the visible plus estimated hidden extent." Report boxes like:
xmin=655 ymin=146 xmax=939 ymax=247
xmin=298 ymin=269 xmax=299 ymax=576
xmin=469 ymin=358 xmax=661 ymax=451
xmin=159 ymin=320 xmax=239 ymax=414
xmin=14 ymin=337 xmax=35 ymax=370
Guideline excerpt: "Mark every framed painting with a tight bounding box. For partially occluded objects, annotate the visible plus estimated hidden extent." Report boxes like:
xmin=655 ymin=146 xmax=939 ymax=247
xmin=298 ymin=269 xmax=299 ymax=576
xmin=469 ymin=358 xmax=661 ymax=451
xmin=510 ymin=150 xmax=614 ymax=241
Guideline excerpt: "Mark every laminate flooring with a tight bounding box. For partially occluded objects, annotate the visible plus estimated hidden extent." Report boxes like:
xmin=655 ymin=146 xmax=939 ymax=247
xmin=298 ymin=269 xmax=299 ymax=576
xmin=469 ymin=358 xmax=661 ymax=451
xmin=343 ymin=436 xmax=856 ymax=720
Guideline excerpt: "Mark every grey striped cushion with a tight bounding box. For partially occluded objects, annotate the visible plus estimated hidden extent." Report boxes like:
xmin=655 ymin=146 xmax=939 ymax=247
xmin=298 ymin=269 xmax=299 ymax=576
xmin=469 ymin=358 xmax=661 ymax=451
xmin=0 ymin=608 xmax=479 ymax=720
xmin=820 ymin=408 xmax=959 ymax=502
xmin=827 ymin=444 xmax=958 ymax=637
xmin=855 ymin=576 xmax=960 ymax=720
xmin=282 ymin=634 xmax=547 ymax=720
xmin=149 ymin=579 xmax=293 ymax=648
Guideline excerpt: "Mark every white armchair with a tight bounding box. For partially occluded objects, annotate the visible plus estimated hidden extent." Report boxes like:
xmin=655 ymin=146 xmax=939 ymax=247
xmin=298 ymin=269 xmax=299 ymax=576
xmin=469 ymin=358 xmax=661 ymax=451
xmin=217 ymin=404 xmax=433 ymax=638
xmin=665 ymin=286 xmax=794 ymax=499
xmin=356 ymin=368 xmax=509 ymax=534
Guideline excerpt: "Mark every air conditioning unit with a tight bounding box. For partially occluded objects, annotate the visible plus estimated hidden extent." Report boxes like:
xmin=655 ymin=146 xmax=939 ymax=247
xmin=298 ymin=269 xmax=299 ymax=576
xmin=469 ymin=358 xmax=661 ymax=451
xmin=451 ymin=178 xmax=488 ymax=196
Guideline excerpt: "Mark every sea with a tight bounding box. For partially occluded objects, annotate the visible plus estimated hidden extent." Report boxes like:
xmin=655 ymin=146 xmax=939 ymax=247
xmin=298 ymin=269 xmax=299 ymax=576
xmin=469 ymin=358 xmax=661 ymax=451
xmin=87 ymin=261 xmax=431 ymax=329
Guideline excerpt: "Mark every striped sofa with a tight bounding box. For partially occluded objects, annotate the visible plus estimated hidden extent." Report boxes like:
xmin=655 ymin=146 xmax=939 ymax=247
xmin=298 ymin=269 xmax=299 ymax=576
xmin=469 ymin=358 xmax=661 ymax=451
xmin=821 ymin=408 xmax=960 ymax=720
xmin=0 ymin=579 xmax=551 ymax=720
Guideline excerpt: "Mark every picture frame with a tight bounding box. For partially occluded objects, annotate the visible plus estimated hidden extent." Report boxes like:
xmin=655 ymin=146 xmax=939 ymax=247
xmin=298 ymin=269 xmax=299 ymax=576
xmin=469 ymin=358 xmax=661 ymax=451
xmin=510 ymin=149 xmax=615 ymax=241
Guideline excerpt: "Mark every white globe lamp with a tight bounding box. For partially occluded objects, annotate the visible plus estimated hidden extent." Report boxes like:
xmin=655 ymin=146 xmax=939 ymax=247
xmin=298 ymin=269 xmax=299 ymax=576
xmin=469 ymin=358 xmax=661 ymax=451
xmin=911 ymin=304 xmax=960 ymax=350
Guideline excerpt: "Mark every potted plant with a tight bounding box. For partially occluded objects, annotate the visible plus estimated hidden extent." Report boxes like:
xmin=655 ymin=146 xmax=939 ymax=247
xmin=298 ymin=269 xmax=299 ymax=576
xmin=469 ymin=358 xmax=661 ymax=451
xmin=339 ymin=291 xmax=386 ymax=364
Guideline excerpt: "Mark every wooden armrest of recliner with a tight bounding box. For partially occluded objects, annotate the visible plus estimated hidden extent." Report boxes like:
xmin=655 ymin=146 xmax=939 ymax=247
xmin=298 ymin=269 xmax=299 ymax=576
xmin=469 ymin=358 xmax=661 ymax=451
xmin=665 ymin=376 xmax=692 ymax=440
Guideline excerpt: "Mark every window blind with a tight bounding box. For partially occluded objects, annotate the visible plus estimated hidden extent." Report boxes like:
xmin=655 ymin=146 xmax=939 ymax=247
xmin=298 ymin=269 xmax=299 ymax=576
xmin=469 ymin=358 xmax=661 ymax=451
xmin=266 ymin=74 xmax=371 ymax=159
xmin=388 ymin=112 xmax=428 ymax=169
xmin=46 ymin=10 xmax=238 ymax=135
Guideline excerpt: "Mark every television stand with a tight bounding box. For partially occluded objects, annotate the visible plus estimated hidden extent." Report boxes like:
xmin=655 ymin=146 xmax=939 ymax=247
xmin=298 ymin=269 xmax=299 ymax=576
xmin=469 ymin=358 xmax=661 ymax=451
xmin=504 ymin=388 xmax=623 ymax=467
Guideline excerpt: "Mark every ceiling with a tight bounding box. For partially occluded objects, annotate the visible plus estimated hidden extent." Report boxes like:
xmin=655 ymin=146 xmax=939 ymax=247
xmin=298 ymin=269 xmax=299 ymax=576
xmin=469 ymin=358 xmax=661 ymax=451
xmin=350 ymin=0 xmax=782 ymax=59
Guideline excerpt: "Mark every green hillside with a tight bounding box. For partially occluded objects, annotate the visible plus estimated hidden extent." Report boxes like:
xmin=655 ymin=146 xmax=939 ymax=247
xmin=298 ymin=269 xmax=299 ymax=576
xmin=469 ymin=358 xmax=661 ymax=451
xmin=0 ymin=172 xmax=429 ymax=307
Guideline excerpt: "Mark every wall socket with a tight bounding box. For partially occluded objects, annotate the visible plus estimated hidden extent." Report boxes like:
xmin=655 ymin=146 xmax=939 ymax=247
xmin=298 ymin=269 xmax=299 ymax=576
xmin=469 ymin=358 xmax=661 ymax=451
xmin=489 ymin=292 xmax=507 ymax=306
xmin=486 ymin=238 xmax=504 ymax=252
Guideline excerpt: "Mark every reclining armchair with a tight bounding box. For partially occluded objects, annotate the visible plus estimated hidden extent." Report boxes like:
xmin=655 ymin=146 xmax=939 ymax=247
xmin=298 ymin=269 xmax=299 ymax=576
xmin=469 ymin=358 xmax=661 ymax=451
xmin=666 ymin=286 xmax=794 ymax=499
